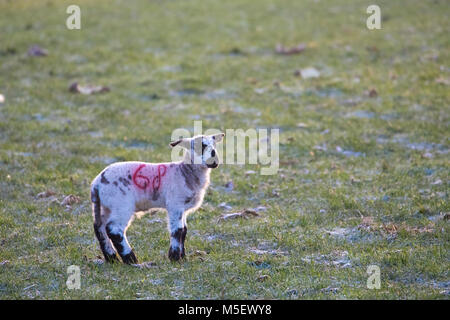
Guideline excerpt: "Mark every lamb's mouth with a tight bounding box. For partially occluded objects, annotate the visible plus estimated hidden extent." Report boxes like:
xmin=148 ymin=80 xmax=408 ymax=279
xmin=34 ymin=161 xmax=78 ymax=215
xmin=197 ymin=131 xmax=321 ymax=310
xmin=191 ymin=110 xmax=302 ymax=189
xmin=206 ymin=161 xmax=219 ymax=169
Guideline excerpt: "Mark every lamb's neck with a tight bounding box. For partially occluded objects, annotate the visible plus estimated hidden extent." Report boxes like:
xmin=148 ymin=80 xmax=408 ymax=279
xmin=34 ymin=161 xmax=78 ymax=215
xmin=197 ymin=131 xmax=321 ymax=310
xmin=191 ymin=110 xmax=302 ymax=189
xmin=177 ymin=153 xmax=211 ymax=188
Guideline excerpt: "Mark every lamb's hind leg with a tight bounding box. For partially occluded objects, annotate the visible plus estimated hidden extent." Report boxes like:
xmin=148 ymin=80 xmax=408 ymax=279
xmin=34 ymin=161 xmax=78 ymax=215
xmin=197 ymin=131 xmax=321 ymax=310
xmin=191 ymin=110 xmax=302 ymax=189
xmin=180 ymin=214 xmax=187 ymax=259
xmin=93 ymin=222 xmax=119 ymax=263
xmin=91 ymin=187 xmax=119 ymax=263
xmin=105 ymin=212 xmax=138 ymax=264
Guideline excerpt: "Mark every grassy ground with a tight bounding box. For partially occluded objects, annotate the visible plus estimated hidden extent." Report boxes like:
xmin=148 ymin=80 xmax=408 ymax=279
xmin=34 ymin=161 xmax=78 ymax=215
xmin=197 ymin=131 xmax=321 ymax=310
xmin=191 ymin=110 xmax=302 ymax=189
xmin=0 ymin=0 xmax=449 ymax=299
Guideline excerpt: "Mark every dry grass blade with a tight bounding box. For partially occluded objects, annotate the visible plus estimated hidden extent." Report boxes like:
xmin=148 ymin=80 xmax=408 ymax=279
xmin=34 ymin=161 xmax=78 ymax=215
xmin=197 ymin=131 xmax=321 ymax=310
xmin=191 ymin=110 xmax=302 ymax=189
xmin=218 ymin=208 xmax=260 ymax=222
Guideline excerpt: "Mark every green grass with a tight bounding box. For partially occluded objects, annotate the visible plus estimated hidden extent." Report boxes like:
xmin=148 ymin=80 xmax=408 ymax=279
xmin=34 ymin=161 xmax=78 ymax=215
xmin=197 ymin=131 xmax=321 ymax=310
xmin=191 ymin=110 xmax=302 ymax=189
xmin=0 ymin=0 xmax=449 ymax=299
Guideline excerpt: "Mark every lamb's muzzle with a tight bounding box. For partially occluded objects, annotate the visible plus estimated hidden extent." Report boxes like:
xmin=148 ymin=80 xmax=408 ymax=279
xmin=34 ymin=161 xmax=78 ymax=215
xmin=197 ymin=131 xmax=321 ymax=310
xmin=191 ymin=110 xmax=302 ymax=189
xmin=90 ymin=133 xmax=224 ymax=263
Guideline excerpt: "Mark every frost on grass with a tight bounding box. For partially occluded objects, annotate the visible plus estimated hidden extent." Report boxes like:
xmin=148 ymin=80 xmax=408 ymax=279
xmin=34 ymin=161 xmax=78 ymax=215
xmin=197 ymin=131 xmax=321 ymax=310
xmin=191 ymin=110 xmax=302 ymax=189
xmin=324 ymin=226 xmax=381 ymax=244
xmin=132 ymin=262 xmax=158 ymax=269
xmin=301 ymin=250 xmax=353 ymax=269
xmin=248 ymin=240 xmax=287 ymax=256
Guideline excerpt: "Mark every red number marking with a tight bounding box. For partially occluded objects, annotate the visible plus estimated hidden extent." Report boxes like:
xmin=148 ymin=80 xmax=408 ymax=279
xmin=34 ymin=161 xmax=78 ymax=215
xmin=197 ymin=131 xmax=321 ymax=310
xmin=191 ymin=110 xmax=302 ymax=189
xmin=132 ymin=164 xmax=167 ymax=191
xmin=152 ymin=164 xmax=167 ymax=190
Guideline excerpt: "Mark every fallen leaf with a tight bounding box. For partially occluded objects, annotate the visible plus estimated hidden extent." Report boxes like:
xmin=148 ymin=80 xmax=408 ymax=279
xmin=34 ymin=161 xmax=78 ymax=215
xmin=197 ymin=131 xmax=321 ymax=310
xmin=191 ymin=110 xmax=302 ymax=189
xmin=276 ymin=43 xmax=306 ymax=55
xmin=69 ymin=82 xmax=110 ymax=95
xmin=218 ymin=202 xmax=232 ymax=211
xmin=435 ymin=77 xmax=450 ymax=86
xmin=218 ymin=209 xmax=260 ymax=222
xmin=61 ymin=194 xmax=81 ymax=206
xmin=36 ymin=190 xmax=56 ymax=198
xmin=368 ymin=88 xmax=378 ymax=97
xmin=257 ymin=275 xmax=270 ymax=282
xmin=382 ymin=224 xmax=398 ymax=235
xmin=193 ymin=250 xmax=207 ymax=256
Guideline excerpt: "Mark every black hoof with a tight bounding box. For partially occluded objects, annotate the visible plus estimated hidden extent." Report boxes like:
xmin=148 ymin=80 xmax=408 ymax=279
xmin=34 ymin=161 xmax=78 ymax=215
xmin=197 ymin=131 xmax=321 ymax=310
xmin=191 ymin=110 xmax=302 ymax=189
xmin=104 ymin=252 xmax=120 ymax=263
xmin=122 ymin=251 xmax=139 ymax=264
xmin=168 ymin=247 xmax=181 ymax=261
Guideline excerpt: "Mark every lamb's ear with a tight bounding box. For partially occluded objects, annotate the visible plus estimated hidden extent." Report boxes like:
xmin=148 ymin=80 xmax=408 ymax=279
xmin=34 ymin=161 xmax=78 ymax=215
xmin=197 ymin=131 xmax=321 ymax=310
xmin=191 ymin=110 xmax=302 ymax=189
xmin=169 ymin=138 xmax=190 ymax=148
xmin=212 ymin=133 xmax=225 ymax=142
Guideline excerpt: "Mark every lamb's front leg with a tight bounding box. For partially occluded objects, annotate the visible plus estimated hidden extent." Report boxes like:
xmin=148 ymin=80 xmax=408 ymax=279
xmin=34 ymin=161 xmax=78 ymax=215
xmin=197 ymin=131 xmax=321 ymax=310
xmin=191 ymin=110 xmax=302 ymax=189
xmin=167 ymin=209 xmax=186 ymax=261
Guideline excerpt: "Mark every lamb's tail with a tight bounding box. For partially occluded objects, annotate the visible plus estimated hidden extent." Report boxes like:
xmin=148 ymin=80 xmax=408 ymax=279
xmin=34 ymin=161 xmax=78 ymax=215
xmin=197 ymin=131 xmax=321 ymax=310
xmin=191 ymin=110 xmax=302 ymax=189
xmin=91 ymin=184 xmax=101 ymax=225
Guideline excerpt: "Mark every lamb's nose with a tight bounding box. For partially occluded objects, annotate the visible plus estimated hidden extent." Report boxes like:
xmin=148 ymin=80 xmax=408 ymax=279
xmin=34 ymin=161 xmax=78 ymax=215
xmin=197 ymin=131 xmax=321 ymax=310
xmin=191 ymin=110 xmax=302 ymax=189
xmin=211 ymin=150 xmax=216 ymax=157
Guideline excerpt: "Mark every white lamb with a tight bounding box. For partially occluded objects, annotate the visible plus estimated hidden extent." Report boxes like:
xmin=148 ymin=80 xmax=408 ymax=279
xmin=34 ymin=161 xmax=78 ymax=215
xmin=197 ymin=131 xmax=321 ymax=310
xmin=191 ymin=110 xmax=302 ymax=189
xmin=90 ymin=133 xmax=224 ymax=263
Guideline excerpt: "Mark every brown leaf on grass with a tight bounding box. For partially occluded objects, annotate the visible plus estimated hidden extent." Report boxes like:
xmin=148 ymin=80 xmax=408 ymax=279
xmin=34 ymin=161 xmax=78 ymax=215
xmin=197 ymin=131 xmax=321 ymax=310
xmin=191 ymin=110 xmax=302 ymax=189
xmin=192 ymin=250 xmax=208 ymax=256
xmin=257 ymin=275 xmax=270 ymax=282
xmin=69 ymin=82 xmax=110 ymax=95
xmin=435 ymin=77 xmax=450 ymax=86
xmin=36 ymin=190 xmax=56 ymax=198
xmin=28 ymin=45 xmax=48 ymax=57
xmin=275 ymin=43 xmax=306 ymax=55
xmin=358 ymin=216 xmax=376 ymax=231
xmin=403 ymin=226 xmax=434 ymax=234
xmin=382 ymin=223 xmax=398 ymax=235
xmin=61 ymin=194 xmax=81 ymax=206
xmin=382 ymin=223 xmax=434 ymax=236
xmin=368 ymin=88 xmax=378 ymax=97
xmin=218 ymin=209 xmax=259 ymax=222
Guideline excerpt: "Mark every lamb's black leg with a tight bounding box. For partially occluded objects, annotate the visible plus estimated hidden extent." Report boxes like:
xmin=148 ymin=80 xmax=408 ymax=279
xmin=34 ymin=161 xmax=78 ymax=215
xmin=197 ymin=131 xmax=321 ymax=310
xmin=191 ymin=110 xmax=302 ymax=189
xmin=180 ymin=226 xmax=187 ymax=259
xmin=92 ymin=187 xmax=119 ymax=263
xmin=93 ymin=223 xmax=119 ymax=263
xmin=106 ymin=222 xmax=138 ymax=264
xmin=168 ymin=227 xmax=183 ymax=261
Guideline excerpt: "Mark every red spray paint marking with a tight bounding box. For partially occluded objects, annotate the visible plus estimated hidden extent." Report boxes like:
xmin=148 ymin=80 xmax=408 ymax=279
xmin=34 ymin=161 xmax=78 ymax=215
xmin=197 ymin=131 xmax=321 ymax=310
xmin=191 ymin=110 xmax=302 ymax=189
xmin=132 ymin=164 xmax=167 ymax=191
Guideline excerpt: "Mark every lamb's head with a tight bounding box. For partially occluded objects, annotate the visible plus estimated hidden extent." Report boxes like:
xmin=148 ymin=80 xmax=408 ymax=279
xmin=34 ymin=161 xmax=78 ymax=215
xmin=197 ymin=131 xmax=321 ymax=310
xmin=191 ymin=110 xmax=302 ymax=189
xmin=170 ymin=133 xmax=225 ymax=168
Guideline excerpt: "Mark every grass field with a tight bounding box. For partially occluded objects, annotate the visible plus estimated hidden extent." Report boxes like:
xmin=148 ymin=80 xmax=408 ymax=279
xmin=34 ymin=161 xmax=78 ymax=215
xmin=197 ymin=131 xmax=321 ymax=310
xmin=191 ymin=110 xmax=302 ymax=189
xmin=0 ymin=0 xmax=449 ymax=299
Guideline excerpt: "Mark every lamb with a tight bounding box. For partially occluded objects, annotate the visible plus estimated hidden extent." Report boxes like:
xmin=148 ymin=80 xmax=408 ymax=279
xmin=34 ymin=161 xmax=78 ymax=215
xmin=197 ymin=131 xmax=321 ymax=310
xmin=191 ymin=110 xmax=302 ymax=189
xmin=90 ymin=133 xmax=224 ymax=264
